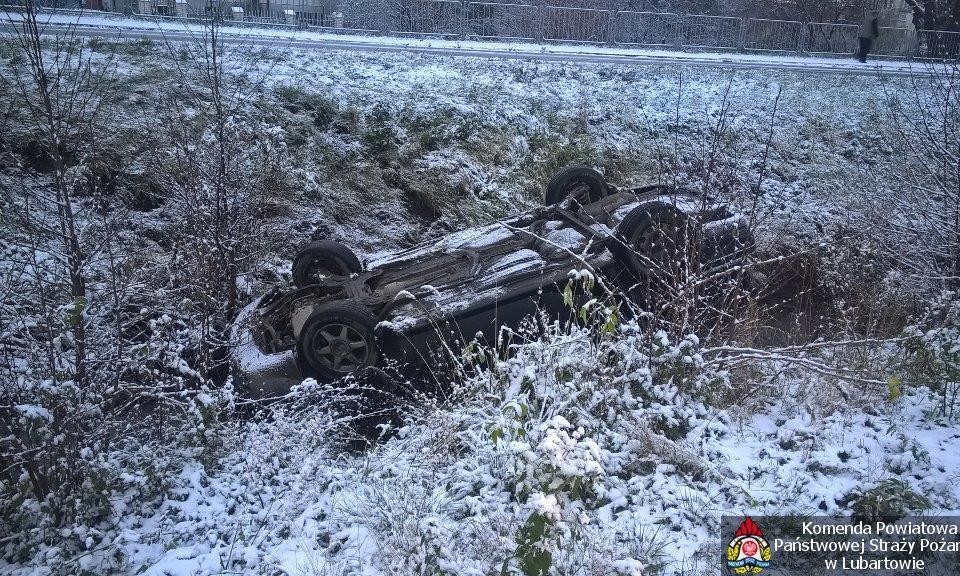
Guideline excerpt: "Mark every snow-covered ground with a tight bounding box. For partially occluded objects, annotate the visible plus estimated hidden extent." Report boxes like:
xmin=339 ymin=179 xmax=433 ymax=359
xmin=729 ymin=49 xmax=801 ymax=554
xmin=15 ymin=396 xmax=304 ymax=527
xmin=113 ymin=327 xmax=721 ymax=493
xmin=19 ymin=327 xmax=959 ymax=576
xmin=1 ymin=9 xmax=942 ymax=77
xmin=215 ymin=41 xmax=912 ymax=260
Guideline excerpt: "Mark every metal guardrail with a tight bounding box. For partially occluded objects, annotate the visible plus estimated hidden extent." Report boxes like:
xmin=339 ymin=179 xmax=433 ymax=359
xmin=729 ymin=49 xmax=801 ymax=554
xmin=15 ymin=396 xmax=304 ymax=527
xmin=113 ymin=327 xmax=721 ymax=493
xmin=807 ymin=22 xmax=859 ymax=55
xmin=916 ymin=28 xmax=960 ymax=60
xmin=326 ymin=0 xmax=383 ymax=32
xmin=680 ymin=14 xmax=741 ymax=50
xmin=744 ymin=18 xmax=803 ymax=53
xmin=614 ymin=11 xmax=679 ymax=48
xmin=873 ymin=26 xmax=913 ymax=57
xmin=541 ymin=5 xmax=609 ymax=44
xmin=466 ymin=2 xmax=537 ymax=41
xmin=399 ymin=0 xmax=463 ymax=37
xmin=6 ymin=0 xmax=960 ymax=61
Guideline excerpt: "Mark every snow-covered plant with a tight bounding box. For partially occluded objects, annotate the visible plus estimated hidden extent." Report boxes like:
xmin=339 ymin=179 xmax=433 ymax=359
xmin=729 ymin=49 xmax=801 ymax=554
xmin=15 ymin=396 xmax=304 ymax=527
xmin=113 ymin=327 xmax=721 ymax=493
xmin=875 ymin=60 xmax=960 ymax=296
xmin=363 ymin=102 xmax=398 ymax=160
xmin=848 ymin=479 xmax=931 ymax=522
xmin=0 ymin=10 xmax=260 ymax=571
xmin=154 ymin=21 xmax=289 ymax=379
xmin=0 ymin=3 xmax=127 ymax=561
xmin=457 ymin=286 xmax=729 ymax=575
xmin=902 ymin=290 xmax=960 ymax=418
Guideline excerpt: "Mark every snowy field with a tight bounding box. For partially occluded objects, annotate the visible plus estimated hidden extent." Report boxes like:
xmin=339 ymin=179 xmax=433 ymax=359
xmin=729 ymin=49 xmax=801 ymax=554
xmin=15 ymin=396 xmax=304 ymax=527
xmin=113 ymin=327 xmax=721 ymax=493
xmin=1 ymin=25 xmax=959 ymax=576
xmin=222 ymin=43 xmax=912 ymax=259
xmin=48 ymin=334 xmax=957 ymax=576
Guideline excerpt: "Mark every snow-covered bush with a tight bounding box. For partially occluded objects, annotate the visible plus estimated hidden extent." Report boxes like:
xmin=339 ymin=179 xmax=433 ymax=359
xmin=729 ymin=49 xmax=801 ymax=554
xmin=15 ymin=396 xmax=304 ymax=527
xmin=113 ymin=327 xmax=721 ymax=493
xmin=401 ymin=287 xmax=733 ymax=575
xmin=847 ymin=479 xmax=931 ymax=522
xmin=0 ymin=14 xmax=276 ymax=573
xmin=363 ymin=103 xmax=399 ymax=162
xmin=873 ymin=61 xmax=960 ymax=298
xmin=902 ymin=291 xmax=960 ymax=419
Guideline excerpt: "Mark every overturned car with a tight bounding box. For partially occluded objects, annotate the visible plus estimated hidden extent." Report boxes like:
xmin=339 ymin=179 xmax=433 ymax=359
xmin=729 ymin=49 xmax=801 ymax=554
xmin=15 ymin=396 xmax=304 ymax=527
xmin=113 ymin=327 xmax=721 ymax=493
xmin=234 ymin=166 xmax=752 ymax=398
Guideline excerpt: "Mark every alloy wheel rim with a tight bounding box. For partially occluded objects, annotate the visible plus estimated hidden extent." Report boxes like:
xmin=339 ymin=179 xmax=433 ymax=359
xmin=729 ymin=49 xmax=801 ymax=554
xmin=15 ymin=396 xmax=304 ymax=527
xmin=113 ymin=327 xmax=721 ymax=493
xmin=313 ymin=323 xmax=370 ymax=372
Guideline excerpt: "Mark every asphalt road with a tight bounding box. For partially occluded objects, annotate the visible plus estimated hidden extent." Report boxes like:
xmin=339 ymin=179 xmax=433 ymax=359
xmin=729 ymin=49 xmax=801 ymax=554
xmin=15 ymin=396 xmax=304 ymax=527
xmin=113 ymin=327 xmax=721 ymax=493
xmin=0 ymin=16 xmax=934 ymax=78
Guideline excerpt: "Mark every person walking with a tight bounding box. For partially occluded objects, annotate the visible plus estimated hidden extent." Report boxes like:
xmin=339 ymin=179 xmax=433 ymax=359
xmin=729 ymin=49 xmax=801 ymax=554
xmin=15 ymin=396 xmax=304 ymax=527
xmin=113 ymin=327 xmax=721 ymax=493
xmin=858 ymin=8 xmax=881 ymax=62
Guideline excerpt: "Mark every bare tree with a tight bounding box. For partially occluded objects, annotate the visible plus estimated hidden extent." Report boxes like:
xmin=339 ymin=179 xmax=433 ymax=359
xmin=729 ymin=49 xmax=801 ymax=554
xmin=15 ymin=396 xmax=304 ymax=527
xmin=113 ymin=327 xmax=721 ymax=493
xmin=2 ymin=4 xmax=106 ymax=389
xmin=910 ymin=0 xmax=960 ymax=31
xmin=0 ymin=0 xmax=123 ymax=503
xmin=153 ymin=9 xmax=285 ymax=381
xmin=877 ymin=61 xmax=960 ymax=290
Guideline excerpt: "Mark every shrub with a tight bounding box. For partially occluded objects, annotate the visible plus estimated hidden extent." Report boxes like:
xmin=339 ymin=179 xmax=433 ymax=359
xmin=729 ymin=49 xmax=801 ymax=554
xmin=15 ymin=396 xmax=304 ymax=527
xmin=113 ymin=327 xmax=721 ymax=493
xmin=363 ymin=103 xmax=398 ymax=160
xmin=901 ymin=290 xmax=960 ymax=419
xmin=847 ymin=479 xmax=930 ymax=522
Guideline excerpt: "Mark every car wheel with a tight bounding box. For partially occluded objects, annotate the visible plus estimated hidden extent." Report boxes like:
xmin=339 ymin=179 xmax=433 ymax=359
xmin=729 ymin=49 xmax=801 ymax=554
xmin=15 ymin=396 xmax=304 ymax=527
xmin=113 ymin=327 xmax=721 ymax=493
xmin=545 ymin=165 xmax=609 ymax=206
xmin=292 ymin=240 xmax=362 ymax=288
xmin=297 ymin=301 xmax=379 ymax=382
xmin=613 ymin=202 xmax=700 ymax=289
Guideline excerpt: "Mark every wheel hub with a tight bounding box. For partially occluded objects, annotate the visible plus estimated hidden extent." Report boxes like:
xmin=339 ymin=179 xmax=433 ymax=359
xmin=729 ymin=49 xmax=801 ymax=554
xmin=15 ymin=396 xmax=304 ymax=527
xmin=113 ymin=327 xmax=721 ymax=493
xmin=330 ymin=340 xmax=351 ymax=356
xmin=567 ymin=181 xmax=590 ymax=203
xmin=636 ymin=224 xmax=678 ymax=268
xmin=313 ymin=323 xmax=369 ymax=372
xmin=642 ymin=226 xmax=672 ymax=261
xmin=309 ymin=263 xmax=334 ymax=281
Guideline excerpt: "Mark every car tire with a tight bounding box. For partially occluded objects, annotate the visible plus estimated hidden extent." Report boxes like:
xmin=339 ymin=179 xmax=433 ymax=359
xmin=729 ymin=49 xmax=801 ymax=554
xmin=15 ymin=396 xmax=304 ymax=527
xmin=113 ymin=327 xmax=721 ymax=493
xmin=292 ymin=240 xmax=362 ymax=288
xmin=545 ymin=165 xmax=609 ymax=206
xmin=296 ymin=301 xmax=379 ymax=382
xmin=613 ymin=202 xmax=700 ymax=285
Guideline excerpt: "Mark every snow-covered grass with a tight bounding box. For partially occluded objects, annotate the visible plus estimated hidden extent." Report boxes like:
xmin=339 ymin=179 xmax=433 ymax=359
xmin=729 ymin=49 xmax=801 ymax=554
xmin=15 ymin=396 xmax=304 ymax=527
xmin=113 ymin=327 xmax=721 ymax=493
xmin=76 ymin=37 xmax=910 ymax=259
xmin=0 ymin=31 xmax=914 ymax=262
xmin=10 ymin=318 xmax=957 ymax=576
